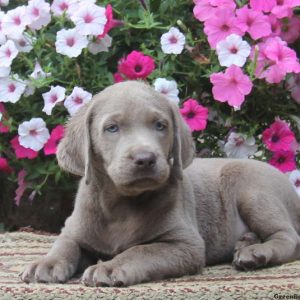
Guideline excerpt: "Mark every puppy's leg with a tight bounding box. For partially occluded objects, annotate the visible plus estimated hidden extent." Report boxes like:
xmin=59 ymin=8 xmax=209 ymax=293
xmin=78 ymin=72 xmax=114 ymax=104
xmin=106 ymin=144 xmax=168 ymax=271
xmin=20 ymin=236 xmax=81 ymax=283
xmin=82 ymin=234 xmax=205 ymax=287
xmin=234 ymin=193 xmax=300 ymax=270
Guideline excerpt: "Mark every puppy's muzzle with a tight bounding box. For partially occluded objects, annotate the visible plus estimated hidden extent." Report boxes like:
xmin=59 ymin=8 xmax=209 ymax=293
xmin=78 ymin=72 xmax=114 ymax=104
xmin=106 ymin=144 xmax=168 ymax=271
xmin=131 ymin=151 xmax=157 ymax=171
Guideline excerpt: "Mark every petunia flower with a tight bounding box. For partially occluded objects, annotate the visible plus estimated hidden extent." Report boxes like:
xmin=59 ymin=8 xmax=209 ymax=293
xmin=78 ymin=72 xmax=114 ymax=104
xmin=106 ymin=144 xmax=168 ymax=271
xmin=250 ymin=0 xmax=276 ymax=12
xmin=180 ymin=98 xmax=208 ymax=131
xmin=210 ymin=65 xmax=253 ymax=109
xmin=118 ymin=51 xmax=155 ymax=80
xmin=64 ymin=86 xmax=92 ymax=116
xmin=0 ymin=40 xmax=19 ymax=68
xmin=71 ymin=3 xmax=107 ymax=36
xmin=236 ymin=6 xmax=271 ymax=40
xmin=44 ymin=125 xmax=64 ymax=155
xmin=0 ymin=157 xmax=12 ymax=173
xmin=160 ymin=27 xmax=186 ymax=55
xmin=1 ymin=6 xmax=29 ymax=39
xmin=223 ymin=132 xmax=258 ymax=158
xmin=0 ymin=103 xmax=9 ymax=133
xmin=18 ymin=118 xmax=50 ymax=151
xmin=113 ymin=72 xmax=125 ymax=83
xmin=280 ymin=16 xmax=300 ymax=44
xmin=26 ymin=0 xmax=51 ymax=31
xmin=270 ymin=0 xmax=298 ymax=19
xmin=269 ymin=150 xmax=296 ymax=173
xmin=289 ymin=170 xmax=300 ymax=197
xmin=10 ymin=135 xmax=38 ymax=159
xmin=55 ymin=28 xmax=88 ymax=58
xmin=0 ymin=0 xmax=9 ymax=6
xmin=87 ymin=34 xmax=112 ymax=54
xmin=97 ymin=4 xmax=120 ymax=39
xmin=216 ymin=34 xmax=251 ymax=67
xmin=0 ymin=67 xmax=10 ymax=78
xmin=0 ymin=76 xmax=26 ymax=103
xmin=254 ymin=37 xmax=300 ymax=84
xmin=0 ymin=11 xmax=7 ymax=45
xmin=262 ymin=119 xmax=298 ymax=152
xmin=51 ymin=0 xmax=77 ymax=17
xmin=268 ymin=14 xmax=282 ymax=37
xmin=203 ymin=8 xmax=244 ymax=48
xmin=42 ymin=85 xmax=66 ymax=115
xmin=13 ymin=33 xmax=34 ymax=53
xmin=30 ymin=61 xmax=51 ymax=80
xmin=153 ymin=78 xmax=180 ymax=104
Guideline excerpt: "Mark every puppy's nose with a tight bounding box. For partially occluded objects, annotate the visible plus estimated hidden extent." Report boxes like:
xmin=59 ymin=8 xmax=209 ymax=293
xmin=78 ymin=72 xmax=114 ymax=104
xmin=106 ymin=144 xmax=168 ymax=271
xmin=133 ymin=151 xmax=156 ymax=168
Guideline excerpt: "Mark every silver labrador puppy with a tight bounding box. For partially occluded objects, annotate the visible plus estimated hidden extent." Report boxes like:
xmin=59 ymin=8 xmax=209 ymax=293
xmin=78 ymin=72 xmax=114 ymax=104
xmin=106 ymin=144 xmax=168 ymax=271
xmin=21 ymin=81 xmax=300 ymax=287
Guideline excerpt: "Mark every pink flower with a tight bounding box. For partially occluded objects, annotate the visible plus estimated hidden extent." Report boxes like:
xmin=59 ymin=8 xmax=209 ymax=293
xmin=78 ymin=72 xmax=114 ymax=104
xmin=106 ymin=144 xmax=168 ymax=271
xmin=10 ymin=136 xmax=38 ymax=159
xmin=180 ymin=99 xmax=208 ymax=132
xmin=269 ymin=150 xmax=296 ymax=173
xmin=43 ymin=125 xmax=64 ymax=155
xmin=280 ymin=15 xmax=300 ymax=44
xmin=271 ymin=0 xmax=298 ymax=19
xmin=203 ymin=8 xmax=243 ymax=48
xmin=0 ymin=103 xmax=9 ymax=133
xmin=15 ymin=169 xmax=27 ymax=206
xmin=118 ymin=51 xmax=155 ymax=80
xmin=193 ymin=0 xmax=217 ymax=22
xmin=250 ymin=0 xmax=276 ymax=12
xmin=268 ymin=14 xmax=282 ymax=37
xmin=254 ymin=37 xmax=300 ymax=83
xmin=113 ymin=72 xmax=125 ymax=83
xmin=97 ymin=4 xmax=119 ymax=38
xmin=210 ymin=65 xmax=253 ymax=109
xmin=0 ymin=157 xmax=12 ymax=173
xmin=262 ymin=119 xmax=298 ymax=152
xmin=236 ymin=6 xmax=271 ymax=40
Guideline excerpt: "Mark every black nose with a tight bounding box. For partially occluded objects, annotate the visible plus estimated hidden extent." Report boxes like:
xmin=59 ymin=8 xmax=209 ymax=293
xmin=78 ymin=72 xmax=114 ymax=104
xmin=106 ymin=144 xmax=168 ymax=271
xmin=133 ymin=151 xmax=156 ymax=168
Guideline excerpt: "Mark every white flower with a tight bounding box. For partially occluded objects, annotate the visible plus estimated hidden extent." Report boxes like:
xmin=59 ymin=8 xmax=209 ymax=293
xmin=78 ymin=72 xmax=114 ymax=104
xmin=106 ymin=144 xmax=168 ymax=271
xmin=153 ymin=78 xmax=180 ymax=104
xmin=55 ymin=28 xmax=88 ymax=58
xmin=51 ymin=0 xmax=78 ymax=17
xmin=64 ymin=86 xmax=92 ymax=116
xmin=88 ymin=34 xmax=112 ymax=55
xmin=2 ymin=6 xmax=29 ymax=39
xmin=71 ymin=3 xmax=107 ymax=36
xmin=223 ymin=132 xmax=257 ymax=158
xmin=13 ymin=33 xmax=34 ymax=53
xmin=0 ymin=0 xmax=9 ymax=6
xmin=0 ymin=76 xmax=26 ymax=103
xmin=18 ymin=118 xmax=50 ymax=151
xmin=289 ymin=170 xmax=300 ymax=197
xmin=216 ymin=34 xmax=251 ymax=67
xmin=42 ymin=85 xmax=66 ymax=115
xmin=160 ymin=27 xmax=186 ymax=55
xmin=0 ymin=66 xmax=10 ymax=77
xmin=27 ymin=0 xmax=51 ymax=30
xmin=30 ymin=61 xmax=51 ymax=79
xmin=0 ymin=40 xmax=18 ymax=68
xmin=0 ymin=11 xmax=7 ymax=45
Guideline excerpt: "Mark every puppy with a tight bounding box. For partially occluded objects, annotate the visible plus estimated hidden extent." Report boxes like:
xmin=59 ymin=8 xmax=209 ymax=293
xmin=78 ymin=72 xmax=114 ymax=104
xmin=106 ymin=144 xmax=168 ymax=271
xmin=21 ymin=81 xmax=300 ymax=287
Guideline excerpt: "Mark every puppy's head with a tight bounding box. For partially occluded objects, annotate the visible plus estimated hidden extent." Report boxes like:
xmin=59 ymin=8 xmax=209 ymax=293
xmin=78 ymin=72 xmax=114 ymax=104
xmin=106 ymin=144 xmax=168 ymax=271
xmin=57 ymin=81 xmax=194 ymax=196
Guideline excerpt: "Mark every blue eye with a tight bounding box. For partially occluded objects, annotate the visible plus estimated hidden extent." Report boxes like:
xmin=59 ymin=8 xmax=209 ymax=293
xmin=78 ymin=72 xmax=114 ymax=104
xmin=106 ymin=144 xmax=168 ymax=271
xmin=105 ymin=124 xmax=119 ymax=133
xmin=155 ymin=121 xmax=166 ymax=131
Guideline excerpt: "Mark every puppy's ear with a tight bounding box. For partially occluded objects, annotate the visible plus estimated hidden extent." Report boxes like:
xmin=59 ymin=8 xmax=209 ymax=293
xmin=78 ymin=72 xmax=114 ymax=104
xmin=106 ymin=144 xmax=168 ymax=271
xmin=56 ymin=104 xmax=93 ymax=184
xmin=170 ymin=103 xmax=195 ymax=180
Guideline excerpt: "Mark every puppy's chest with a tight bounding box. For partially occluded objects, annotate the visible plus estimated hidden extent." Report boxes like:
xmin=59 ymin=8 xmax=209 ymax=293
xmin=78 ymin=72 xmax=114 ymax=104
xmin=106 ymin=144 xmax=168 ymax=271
xmin=87 ymin=213 xmax=149 ymax=256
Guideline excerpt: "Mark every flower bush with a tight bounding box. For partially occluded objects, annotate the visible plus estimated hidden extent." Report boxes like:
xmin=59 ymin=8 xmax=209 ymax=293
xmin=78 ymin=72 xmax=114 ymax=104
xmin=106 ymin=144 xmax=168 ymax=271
xmin=0 ymin=0 xmax=300 ymax=228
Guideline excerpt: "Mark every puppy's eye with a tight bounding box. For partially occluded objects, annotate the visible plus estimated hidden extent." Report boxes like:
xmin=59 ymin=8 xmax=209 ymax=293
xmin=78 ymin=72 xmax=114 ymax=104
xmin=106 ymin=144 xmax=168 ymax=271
xmin=104 ymin=124 xmax=119 ymax=133
xmin=155 ymin=121 xmax=166 ymax=131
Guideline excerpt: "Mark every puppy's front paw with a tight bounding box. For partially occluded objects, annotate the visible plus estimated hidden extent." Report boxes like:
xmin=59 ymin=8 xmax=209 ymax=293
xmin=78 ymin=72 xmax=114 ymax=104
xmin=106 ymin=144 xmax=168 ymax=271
xmin=20 ymin=257 xmax=75 ymax=283
xmin=82 ymin=263 xmax=129 ymax=287
xmin=233 ymin=244 xmax=271 ymax=271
